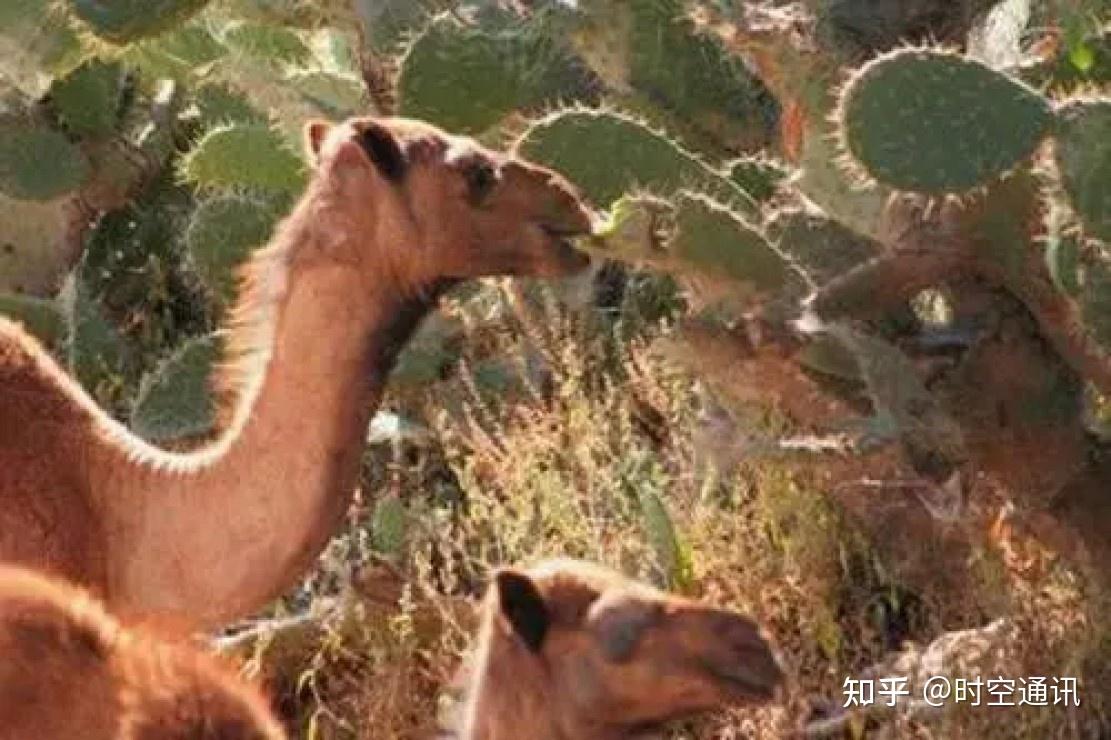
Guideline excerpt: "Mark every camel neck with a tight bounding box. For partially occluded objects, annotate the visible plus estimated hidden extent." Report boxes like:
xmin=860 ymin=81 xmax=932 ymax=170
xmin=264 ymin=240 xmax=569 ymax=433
xmin=93 ymin=253 xmax=449 ymax=629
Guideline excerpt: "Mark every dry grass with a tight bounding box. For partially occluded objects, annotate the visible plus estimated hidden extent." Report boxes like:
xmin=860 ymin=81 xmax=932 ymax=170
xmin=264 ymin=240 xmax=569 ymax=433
xmin=228 ymin=276 xmax=1108 ymax=739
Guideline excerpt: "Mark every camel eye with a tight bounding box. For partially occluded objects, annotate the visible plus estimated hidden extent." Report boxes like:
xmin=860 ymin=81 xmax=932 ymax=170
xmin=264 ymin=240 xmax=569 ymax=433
xmin=465 ymin=161 xmax=499 ymax=204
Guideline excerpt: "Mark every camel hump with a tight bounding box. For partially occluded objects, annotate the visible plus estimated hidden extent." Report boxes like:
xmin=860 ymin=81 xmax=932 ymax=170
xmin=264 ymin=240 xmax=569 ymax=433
xmin=122 ymin=657 xmax=285 ymax=740
xmin=0 ymin=565 xmax=286 ymax=740
xmin=118 ymin=628 xmax=285 ymax=740
xmin=0 ymin=562 xmax=115 ymax=660
xmin=0 ymin=565 xmax=122 ymax=740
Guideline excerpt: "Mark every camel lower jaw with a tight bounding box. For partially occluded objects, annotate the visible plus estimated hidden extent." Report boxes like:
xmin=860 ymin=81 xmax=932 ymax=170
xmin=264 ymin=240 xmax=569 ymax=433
xmin=709 ymin=665 xmax=783 ymax=702
xmin=551 ymin=238 xmax=592 ymax=273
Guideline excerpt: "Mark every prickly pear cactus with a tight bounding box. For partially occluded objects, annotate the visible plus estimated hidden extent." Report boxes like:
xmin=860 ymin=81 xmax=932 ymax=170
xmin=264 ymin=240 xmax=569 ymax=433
xmin=0 ymin=123 xmax=90 ymax=200
xmin=398 ymin=13 xmax=598 ymax=135
xmin=130 ymin=333 xmax=219 ymax=442
xmin=180 ymin=123 xmax=307 ymax=193
xmin=68 ymin=0 xmax=213 ymax=44
xmin=0 ymin=0 xmax=1108 ymax=676
xmin=837 ymin=48 xmax=1053 ymax=194
xmin=1054 ymin=99 xmax=1111 ymax=243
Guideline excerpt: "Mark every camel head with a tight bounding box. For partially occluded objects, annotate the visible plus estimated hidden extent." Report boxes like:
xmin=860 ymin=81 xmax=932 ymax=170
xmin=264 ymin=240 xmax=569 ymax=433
xmin=487 ymin=559 xmax=784 ymax=732
xmin=303 ymin=116 xmax=593 ymax=289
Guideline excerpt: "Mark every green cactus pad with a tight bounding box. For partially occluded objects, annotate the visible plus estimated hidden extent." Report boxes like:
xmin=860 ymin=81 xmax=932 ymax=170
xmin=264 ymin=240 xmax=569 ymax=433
xmin=1081 ymin=258 xmax=1111 ymax=352
xmin=399 ymin=15 xmax=597 ymax=135
xmin=49 ymin=60 xmax=127 ymax=138
xmin=770 ymin=209 xmax=882 ymax=285
xmin=180 ymin=123 xmax=306 ymax=194
xmin=193 ymin=83 xmax=267 ymax=128
xmin=670 ymin=193 xmax=793 ymax=294
xmin=0 ymin=0 xmax=84 ymax=93
xmin=186 ymin=192 xmax=284 ymax=301
xmin=224 ymin=0 xmax=353 ymax=28
xmin=63 ymin=266 xmax=134 ymax=399
xmin=0 ymin=123 xmax=90 ymax=200
xmin=286 ymin=70 xmax=368 ymax=120
xmin=573 ymin=0 xmax=778 ymax=154
xmin=130 ymin=334 xmax=219 ymax=442
xmin=1054 ymin=99 xmax=1111 ymax=243
xmin=0 ymin=292 xmax=65 ymax=345
xmin=124 ymin=23 xmax=226 ymax=80
xmin=591 ymin=192 xmax=796 ymax=301
xmin=67 ymin=0 xmax=212 ymax=44
xmin=726 ymin=156 xmax=790 ymax=203
xmin=515 ymin=109 xmax=757 ymax=215
xmin=839 ymin=48 xmax=1052 ymax=194
xmin=220 ymin=21 xmax=312 ymax=66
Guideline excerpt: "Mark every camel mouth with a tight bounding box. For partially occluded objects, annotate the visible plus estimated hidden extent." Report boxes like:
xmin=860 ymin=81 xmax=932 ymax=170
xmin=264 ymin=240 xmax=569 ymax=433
xmin=539 ymin=223 xmax=591 ymax=273
xmin=705 ymin=653 xmax=785 ymax=702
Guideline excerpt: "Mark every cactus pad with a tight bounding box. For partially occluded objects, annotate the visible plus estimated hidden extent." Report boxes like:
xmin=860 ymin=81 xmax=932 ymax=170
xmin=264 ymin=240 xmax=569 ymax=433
xmin=0 ymin=123 xmax=90 ymax=200
xmin=1054 ymin=99 xmax=1111 ymax=243
xmin=1081 ymin=258 xmax=1111 ymax=351
xmin=180 ymin=123 xmax=306 ymax=194
xmin=669 ymin=193 xmax=793 ymax=294
xmin=598 ymin=0 xmax=779 ymax=153
xmin=726 ymin=156 xmax=790 ymax=204
xmin=399 ymin=15 xmax=597 ymax=135
xmin=193 ymin=83 xmax=267 ymax=127
xmin=838 ymin=48 xmax=1052 ymax=194
xmin=124 ymin=23 xmax=226 ymax=80
xmin=185 ymin=192 xmax=284 ymax=301
xmin=220 ymin=20 xmax=312 ymax=66
xmin=130 ymin=334 xmax=219 ymax=442
xmin=515 ymin=109 xmax=756 ymax=214
xmin=67 ymin=0 xmax=212 ymax=44
xmin=63 ymin=266 xmax=133 ymax=400
xmin=0 ymin=0 xmax=84 ymax=95
xmin=591 ymin=192 xmax=796 ymax=302
xmin=49 ymin=60 xmax=127 ymax=138
xmin=770 ymin=209 xmax=883 ymax=285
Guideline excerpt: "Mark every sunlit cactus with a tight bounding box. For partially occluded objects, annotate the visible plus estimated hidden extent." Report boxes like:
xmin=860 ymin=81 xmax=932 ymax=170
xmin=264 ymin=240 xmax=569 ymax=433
xmin=0 ymin=0 xmax=1107 ymax=649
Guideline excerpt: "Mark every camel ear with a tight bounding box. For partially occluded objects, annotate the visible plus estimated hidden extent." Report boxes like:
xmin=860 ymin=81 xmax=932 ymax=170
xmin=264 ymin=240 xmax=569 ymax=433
xmin=354 ymin=120 xmax=406 ymax=182
xmin=303 ymin=120 xmax=332 ymax=165
xmin=495 ymin=569 xmax=549 ymax=652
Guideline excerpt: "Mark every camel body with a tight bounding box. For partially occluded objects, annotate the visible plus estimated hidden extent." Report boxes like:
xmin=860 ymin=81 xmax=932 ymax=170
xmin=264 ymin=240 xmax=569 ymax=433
xmin=0 ymin=116 xmax=592 ymax=630
xmin=0 ymin=563 xmax=285 ymax=740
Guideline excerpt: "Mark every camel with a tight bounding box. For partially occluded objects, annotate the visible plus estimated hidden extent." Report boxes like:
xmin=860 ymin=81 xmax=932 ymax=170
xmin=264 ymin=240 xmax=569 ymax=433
xmin=0 ymin=116 xmax=593 ymax=630
xmin=0 ymin=563 xmax=286 ymax=740
xmin=457 ymin=558 xmax=785 ymax=739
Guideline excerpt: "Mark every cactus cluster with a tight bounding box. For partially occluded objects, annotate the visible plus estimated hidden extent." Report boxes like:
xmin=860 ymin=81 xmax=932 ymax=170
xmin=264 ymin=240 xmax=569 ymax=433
xmin=0 ymin=0 xmax=1108 ymax=626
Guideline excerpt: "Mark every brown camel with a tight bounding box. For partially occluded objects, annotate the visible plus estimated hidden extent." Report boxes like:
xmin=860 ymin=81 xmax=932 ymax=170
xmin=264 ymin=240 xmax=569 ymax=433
xmin=0 ymin=116 xmax=593 ymax=630
xmin=458 ymin=559 xmax=785 ymax=739
xmin=0 ymin=563 xmax=285 ymax=740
